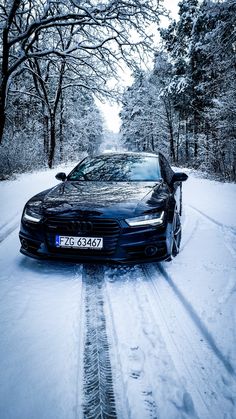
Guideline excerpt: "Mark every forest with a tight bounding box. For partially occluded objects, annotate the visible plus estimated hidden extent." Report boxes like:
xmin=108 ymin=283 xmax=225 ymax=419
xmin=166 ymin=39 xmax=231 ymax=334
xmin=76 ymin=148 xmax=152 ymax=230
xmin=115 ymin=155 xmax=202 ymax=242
xmin=0 ymin=0 xmax=235 ymax=181
xmin=120 ymin=0 xmax=236 ymax=181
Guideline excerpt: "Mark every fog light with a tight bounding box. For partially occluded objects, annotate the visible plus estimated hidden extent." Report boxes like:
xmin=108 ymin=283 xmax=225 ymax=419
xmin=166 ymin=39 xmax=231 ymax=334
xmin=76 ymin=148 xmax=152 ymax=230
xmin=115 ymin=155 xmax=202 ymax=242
xmin=145 ymin=245 xmax=158 ymax=257
xmin=21 ymin=239 xmax=29 ymax=250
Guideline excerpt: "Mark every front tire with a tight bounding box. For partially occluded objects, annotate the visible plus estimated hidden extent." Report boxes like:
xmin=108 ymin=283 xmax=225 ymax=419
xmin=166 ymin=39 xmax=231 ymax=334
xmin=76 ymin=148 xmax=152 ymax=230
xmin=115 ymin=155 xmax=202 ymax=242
xmin=166 ymin=211 xmax=182 ymax=261
xmin=172 ymin=212 xmax=181 ymax=257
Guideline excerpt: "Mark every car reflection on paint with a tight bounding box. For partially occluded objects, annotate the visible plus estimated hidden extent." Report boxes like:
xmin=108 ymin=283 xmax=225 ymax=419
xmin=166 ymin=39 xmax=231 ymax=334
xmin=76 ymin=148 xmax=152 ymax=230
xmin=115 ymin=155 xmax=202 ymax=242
xmin=19 ymin=152 xmax=188 ymax=263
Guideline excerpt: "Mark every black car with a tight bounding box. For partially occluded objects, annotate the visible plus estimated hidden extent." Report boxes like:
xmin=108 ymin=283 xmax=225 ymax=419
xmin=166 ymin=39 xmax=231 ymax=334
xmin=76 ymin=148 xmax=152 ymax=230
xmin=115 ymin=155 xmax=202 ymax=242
xmin=19 ymin=152 xmax=188 ymax=263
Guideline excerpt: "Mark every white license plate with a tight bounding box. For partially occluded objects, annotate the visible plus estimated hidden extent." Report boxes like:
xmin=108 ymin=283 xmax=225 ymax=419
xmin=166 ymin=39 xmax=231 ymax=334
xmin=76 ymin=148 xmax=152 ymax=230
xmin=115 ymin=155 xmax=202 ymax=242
xmin=55 ymin=235 xmax=103 ymax=249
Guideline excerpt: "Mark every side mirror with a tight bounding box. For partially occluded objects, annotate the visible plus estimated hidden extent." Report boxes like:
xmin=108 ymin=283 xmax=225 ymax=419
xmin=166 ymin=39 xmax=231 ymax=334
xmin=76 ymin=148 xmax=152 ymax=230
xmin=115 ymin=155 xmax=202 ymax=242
xmin=171 ymin=172 xmax=188 ymax=185
xmin=55 ymin=172 xmax=66 ymax=181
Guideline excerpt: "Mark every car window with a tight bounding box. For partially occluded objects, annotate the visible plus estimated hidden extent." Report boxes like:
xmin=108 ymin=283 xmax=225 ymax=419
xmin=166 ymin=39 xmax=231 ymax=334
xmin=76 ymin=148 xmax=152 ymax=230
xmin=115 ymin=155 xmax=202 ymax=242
xmin=67 ymin=155 xmax=161 ymax=182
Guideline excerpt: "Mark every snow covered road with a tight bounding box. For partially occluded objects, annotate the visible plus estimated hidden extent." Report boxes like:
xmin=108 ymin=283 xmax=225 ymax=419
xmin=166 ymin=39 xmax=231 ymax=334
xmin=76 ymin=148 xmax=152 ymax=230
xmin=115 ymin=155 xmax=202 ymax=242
xmin=0 ymin=167 xmax=236 ymax=419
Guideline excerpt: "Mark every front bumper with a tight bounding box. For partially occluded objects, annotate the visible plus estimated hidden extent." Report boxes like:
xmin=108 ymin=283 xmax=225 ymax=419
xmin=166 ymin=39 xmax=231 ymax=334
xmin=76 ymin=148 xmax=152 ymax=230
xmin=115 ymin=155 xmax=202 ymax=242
xmin=19 ymin=216 xmax=169 ymax=264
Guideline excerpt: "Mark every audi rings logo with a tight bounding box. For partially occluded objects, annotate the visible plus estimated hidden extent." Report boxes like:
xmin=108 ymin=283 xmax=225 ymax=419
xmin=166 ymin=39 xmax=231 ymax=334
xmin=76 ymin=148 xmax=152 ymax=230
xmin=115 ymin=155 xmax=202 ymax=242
xmin=66 ymin=220 xmax=93 ymax=234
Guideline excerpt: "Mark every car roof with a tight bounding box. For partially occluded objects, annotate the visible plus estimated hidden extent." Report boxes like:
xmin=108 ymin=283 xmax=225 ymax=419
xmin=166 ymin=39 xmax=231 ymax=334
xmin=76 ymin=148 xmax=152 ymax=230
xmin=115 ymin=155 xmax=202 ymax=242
xmin=96 ymin=151 xmax=160 ymax=158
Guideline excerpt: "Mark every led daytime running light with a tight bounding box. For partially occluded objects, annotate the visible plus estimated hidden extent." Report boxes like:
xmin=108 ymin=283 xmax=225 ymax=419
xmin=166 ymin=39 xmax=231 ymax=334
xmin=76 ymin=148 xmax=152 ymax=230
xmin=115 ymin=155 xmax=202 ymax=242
xmin=126 ymin=211 xmax=164 ymax=227
xmin=23 ymin=209 xmax=42 ymax=223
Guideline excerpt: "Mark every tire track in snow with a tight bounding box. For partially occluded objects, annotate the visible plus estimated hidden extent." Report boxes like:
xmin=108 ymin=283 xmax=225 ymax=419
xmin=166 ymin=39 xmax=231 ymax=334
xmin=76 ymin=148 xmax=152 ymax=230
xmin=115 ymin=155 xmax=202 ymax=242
xmin=82 ymin=264 xmax=117 ymax=418
xmin=0 ymin=216 xmax=19 ymax=243
xmin=104 ymin=266 xmax=200 ymax=419
xmin=74 ymin=266 xmax=85 ymax=419
xmin=181 ymin=213 xmax=199 ymax=251
xmin=105 ymin=267 xmax=159 ymax=419
xmin=187 ymin=205 xmax=236 ymax=260
xmin=105 ymin=267 xmax=160 ymax=419
xmin=103 ymin=271 xmax=133 ymax=419
xmin=142 ymin=263 xmax=236 ymax=418
xmin=188 ymin=205 xmax=236 ymax=232
xmin=130 ymin=278 xmax=193 ymax=419
xmin=155 ymin=263 xmax=236 ymax=377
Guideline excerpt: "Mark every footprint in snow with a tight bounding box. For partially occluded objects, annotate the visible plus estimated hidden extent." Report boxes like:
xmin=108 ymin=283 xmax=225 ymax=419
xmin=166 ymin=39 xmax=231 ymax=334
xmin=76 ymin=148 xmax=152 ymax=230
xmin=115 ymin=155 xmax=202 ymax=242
xmin=129 ymin=345 xmax=144 ymax=380
xmin=172 ymin=392 xmax=197 ymax=417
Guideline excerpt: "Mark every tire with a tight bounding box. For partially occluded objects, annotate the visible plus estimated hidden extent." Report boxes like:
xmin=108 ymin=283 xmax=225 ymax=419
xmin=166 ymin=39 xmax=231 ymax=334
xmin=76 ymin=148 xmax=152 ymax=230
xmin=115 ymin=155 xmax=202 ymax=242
xmin=172 ymin=212 xmax=181 ymax=257
xmin=166 ymin=211 xmax=182 ymax=261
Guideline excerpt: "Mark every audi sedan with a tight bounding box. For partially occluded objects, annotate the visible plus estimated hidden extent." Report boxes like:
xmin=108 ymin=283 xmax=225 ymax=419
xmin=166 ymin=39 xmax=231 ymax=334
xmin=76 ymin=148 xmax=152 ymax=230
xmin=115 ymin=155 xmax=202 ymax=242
xmin=19 ymin=152 xmax=188 ymax=263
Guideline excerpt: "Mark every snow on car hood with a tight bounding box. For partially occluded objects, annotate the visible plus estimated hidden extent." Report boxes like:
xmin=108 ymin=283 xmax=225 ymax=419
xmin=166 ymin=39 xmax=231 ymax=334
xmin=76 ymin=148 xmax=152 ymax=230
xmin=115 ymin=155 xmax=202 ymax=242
xmin=39 ymin=181 xmax=169 ymax=218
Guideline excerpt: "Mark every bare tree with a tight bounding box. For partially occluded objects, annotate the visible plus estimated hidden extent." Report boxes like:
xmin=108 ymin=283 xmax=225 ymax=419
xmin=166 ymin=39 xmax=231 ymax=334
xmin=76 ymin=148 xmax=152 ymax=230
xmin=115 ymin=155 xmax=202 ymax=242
xmin=0 ymin=0 xmax=164 ymax=143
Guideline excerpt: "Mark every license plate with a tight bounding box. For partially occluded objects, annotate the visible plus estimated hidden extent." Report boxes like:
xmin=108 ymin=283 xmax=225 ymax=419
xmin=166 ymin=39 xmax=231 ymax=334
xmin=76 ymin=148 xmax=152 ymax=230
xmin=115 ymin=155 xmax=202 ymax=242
xmin=55 ymin=235 xmax=103 ymax=249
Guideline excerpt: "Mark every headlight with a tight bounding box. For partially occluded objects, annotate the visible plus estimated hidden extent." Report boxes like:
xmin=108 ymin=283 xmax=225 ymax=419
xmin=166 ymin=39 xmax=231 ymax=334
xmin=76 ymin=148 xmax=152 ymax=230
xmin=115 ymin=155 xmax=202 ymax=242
xmin=125 ymin=211 xmax=165 ymax=227
xmin=23 ymin=208 xmax=42 ymax=223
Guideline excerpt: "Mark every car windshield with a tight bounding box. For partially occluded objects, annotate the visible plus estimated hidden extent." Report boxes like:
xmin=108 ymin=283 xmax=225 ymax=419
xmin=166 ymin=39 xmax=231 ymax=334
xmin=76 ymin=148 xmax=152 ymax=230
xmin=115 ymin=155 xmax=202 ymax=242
xmin=67 ymin=155 xmax=161 ymax=182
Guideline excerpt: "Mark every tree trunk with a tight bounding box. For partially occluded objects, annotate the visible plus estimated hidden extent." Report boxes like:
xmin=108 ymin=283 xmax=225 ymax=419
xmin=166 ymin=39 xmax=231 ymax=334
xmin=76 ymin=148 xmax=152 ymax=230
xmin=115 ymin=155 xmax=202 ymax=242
xmin=0 ymin=91 xmax=6 ymax=142
xmin=0 ymin=0 xmax=21 ymax=143
xmin=176 ymin=117 xmax=181 ymax=163
xmin=193 ymin=112 xmax=199 ymax=159
xmin=47 ymin=61 xmax=65 ymax=167
xmin=232 ymin=153 xmax=236 ymax=182
xmin=185 ymin=120 xmax=189 ymax=162
xmin=205 ymin=120 xmax=210 ymax=169
xmin=164 ymin=100 xmax=175 ymax=162
xmin=59 ymin=96 xmax=64 ymax=162
xmin=0 ymin=35 xmax=9 ymax=143
xmin=151 ymin=133 xmax=155 ymax=152
xmin=169 ymin=121 xmax=176 ymax=162
xmin=43 ymin=114 xmax=49 ymax=154
xmin=194 ymin=135 xmax=198 ymax=158
xmin=48 ymin=114 xmax=56 ymax=169
xmin=0 ymin=28 xmax=9 ymax=143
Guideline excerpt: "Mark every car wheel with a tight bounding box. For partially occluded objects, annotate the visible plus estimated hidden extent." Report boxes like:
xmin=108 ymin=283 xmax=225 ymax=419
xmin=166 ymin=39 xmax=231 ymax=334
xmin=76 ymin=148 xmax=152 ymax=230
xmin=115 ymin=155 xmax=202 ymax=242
xmin=166 ymin=211 xmax=182 ymax=261
xmin=172 ymin=212 xmax=181 ymax=257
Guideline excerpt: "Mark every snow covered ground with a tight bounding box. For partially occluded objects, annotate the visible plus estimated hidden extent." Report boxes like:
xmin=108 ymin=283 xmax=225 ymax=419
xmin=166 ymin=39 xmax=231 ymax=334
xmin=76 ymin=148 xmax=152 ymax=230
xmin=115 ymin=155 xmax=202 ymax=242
xmin=0 ymin=165 xmax=236 ymax=419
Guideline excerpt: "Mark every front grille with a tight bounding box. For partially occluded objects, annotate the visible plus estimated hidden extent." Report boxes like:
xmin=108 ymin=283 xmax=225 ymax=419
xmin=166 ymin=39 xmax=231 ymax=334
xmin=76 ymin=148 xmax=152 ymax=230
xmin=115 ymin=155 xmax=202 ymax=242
xmin=45 ymin=217 xmax=120 ymax=256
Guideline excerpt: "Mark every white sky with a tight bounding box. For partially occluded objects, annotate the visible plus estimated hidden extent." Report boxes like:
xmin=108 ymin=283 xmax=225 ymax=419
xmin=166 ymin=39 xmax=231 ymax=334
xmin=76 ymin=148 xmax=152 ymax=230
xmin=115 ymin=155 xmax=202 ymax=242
xmin=97 ymin=0 xmax=179 ymax=133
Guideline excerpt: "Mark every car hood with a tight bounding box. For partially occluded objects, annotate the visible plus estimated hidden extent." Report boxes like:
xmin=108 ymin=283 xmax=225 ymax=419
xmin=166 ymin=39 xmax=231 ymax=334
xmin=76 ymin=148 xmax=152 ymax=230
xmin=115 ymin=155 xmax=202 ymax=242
xmin=29 ymin=181 xmax=169 ymax=219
